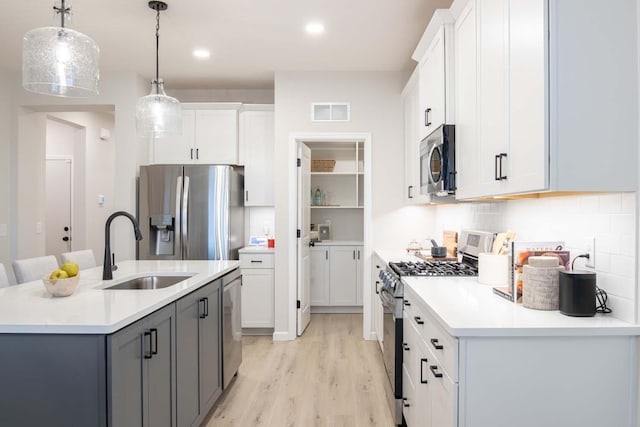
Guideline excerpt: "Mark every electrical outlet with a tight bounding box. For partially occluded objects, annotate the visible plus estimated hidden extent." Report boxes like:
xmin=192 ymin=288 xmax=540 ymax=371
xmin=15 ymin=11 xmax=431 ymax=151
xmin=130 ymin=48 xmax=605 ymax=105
xmin=585 ymin=237 xmax=595 ymax=268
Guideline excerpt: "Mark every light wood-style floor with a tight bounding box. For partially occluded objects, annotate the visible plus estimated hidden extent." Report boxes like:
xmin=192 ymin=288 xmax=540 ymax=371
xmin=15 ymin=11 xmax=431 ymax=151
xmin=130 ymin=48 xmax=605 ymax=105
xmin=204 ymin=314 xmax=395 ymax=427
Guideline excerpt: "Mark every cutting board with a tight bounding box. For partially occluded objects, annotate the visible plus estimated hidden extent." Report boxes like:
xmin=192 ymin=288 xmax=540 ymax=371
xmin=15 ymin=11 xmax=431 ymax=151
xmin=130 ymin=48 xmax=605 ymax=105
xmin=443 ymin=230 xmax=458 ymax=257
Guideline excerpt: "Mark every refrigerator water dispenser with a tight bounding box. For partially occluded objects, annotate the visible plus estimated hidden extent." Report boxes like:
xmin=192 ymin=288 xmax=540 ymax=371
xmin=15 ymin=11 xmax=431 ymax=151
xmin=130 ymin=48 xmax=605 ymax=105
xmin=150 ymin=214 xmax=174 ymax=256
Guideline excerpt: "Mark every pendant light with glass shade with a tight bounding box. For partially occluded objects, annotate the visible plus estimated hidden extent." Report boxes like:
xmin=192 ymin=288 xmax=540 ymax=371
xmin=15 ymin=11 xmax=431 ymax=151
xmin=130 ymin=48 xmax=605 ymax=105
xmin=136 ymin=1 xmax=181 ymax=138
xmin=22 ymin=0 xmax=100 ymax=97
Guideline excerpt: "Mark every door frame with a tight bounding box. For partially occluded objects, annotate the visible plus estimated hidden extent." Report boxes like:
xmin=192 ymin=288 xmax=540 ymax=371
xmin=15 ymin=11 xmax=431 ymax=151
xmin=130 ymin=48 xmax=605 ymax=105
xmin=288 ymin=132 xmax=373 ymax=341
xmin=45 ymin=155 xmax=74 ymax=253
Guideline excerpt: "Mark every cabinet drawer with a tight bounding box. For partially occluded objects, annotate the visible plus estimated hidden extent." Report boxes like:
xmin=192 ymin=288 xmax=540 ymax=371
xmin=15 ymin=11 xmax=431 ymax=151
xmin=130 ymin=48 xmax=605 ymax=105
xmin=239 ymin=253 xmax=274 ymax=269
xmin=402 ymin=312 xmax=420 ymax=385
xmin=402 ymin=363 xmax=416 ymax=427
xmin=424 ymin=343 xmax=458 ymax=427
xmin=404 ymin=288 xmax=458 ymax=382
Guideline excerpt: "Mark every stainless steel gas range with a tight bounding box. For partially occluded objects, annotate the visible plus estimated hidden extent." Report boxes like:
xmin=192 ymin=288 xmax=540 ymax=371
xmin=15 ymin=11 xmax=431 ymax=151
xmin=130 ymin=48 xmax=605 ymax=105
xmin=378 ymin=230 xmax=494 ymax=426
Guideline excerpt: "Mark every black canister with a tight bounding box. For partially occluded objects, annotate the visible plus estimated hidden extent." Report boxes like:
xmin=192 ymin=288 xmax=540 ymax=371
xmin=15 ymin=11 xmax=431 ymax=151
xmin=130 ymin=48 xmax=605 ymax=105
xmin=559 ymin=270 xmax=596 ymax=317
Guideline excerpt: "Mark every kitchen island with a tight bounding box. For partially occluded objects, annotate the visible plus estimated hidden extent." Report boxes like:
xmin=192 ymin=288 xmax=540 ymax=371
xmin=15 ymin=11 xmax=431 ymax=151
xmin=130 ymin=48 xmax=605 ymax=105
xmin=0 ymin=260 xmax=240 ymax=427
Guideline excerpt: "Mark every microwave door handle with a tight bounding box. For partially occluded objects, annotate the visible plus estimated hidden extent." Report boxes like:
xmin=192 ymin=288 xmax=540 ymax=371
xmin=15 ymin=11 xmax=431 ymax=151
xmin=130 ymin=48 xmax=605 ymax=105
xmin=182 ymin=175 xmax=190 ymax=259
xmin=427 ymin=144 xmax=439 ymax=185
xmin=175 ymin=175 xmax=182 ymax=257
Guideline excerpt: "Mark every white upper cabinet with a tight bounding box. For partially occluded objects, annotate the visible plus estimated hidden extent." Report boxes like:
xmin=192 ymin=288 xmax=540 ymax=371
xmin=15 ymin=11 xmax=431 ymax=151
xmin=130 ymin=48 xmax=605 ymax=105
xmin=453 ymin=0 xmax=479 ymax=200
xmin=452 ymin=0 xmax=638 ymax=199
xmin=240 ymin=106 xmax=274 ymax=206
xmin=195 ymin=109 xmax=239 ymax=164
xmin=151 ymin=103 xmax=241 ymax=165
xmin=413 ymin=11 xmax=455 ymax=141
xmin=403 ymin=70 xmax=429 ymax=204
xmin=152 ymin=109 xmax=196 ymax=164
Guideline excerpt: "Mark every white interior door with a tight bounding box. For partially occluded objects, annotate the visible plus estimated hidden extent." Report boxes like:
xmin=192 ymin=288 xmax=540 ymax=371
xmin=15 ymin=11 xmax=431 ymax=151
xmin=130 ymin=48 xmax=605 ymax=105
xmin=297 ymin=143 xmax=312 ymax=336
xmin=45 ymin=158 xmax=72 ymax=258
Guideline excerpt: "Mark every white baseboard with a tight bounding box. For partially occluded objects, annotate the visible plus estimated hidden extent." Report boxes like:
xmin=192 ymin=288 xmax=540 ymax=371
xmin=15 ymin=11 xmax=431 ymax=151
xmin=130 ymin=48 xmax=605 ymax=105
xmin=272 ymin=331 xmax=294 ymax=341
xmin=311 ymin=306 xmax=363 ymax=314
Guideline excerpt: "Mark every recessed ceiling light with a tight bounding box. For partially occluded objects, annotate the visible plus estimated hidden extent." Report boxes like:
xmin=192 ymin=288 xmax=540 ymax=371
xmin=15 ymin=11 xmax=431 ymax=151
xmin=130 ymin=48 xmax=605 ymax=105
xmin=305 ymin=22 xmax=325 ymax=35
xmin=193 ymin=48 xmax=211 ymax=59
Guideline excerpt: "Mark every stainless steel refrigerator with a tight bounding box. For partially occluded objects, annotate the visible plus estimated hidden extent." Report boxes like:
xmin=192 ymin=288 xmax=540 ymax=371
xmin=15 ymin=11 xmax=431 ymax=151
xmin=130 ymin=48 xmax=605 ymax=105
xmin=137 ymin=164 xmax=244 ymax=260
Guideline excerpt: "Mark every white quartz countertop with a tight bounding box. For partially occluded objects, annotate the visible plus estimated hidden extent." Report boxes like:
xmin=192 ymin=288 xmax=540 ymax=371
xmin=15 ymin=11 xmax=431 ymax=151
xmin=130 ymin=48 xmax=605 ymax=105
xmin=314 ymin=240 xmax=363 ymax=246
xmin=0 ymin=260 xmax=239 ymax=334
xmin=239 ymin=246 xmax=276 ymax=254
xmin=404 ymin=276 xmax=640 ymax=337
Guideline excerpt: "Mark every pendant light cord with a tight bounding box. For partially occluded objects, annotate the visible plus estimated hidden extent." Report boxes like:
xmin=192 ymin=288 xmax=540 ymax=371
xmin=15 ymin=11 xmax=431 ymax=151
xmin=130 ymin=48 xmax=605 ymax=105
xmin=54 ymin=0 xmax=71 ymax=28
xmin=155 ymin=7 xmax=160 ymax=86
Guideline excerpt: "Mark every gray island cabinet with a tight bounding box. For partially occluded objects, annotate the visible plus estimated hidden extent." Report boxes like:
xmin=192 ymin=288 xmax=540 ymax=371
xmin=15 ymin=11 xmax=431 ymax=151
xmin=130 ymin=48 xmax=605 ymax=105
xmin=0 ymin=265 xmax=235 ymax=427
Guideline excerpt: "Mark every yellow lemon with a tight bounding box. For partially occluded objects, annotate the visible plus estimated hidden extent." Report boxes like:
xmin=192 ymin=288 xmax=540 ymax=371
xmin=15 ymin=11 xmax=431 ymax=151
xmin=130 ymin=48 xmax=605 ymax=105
xmin=49 ymin=269 xmax=69 ymax=280
xmin=60 ymin=262 xmax=79 ymax=277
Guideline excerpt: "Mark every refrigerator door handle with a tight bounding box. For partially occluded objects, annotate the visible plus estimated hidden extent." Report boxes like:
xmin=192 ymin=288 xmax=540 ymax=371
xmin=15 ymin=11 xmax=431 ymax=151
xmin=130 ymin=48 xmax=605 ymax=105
xmin=182 ymin=175 xmax=190 ymax=259
xmin=175 ymin=175 xmax=182 ymax=257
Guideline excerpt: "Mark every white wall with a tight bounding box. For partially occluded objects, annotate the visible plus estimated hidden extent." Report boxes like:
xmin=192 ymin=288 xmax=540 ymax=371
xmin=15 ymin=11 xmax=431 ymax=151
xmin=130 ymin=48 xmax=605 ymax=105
xmin=3 ymin=70 xmax=148 ymax=269
xmin=433 ymin=193 xmax=637 ymax=323
xmin=169 ymin=88 xmax=274 ymax=104
xmin=273 ymin=71 xmax=435 ymax=339
xmin=47 ymin=112 xmax=116 ymax=264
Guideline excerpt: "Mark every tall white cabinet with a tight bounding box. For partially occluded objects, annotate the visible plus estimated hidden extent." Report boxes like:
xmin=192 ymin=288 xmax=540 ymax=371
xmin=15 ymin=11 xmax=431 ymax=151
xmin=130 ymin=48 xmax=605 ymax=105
xmin=452 ymin=0 xmax=638 ymax=199
xmin=240 ymin=105 xmax=274 ymax=206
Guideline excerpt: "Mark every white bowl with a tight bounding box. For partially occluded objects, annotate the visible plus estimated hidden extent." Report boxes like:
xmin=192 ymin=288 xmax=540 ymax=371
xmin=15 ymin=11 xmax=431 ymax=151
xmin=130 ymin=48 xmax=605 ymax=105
xmin=42 ymin=274 xmax=80 ymax=297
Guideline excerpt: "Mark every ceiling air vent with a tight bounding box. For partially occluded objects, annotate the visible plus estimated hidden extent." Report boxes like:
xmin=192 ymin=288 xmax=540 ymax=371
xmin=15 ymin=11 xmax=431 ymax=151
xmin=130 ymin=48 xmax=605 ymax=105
xmin=311 ymin=102 xmax=350 ymax=122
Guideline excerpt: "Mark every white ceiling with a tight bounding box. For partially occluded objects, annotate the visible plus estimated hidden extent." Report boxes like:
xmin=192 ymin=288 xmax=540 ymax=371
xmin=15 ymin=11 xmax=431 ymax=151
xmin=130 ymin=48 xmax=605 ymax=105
xmin=2 ymin=0 xmax=452 ymax=89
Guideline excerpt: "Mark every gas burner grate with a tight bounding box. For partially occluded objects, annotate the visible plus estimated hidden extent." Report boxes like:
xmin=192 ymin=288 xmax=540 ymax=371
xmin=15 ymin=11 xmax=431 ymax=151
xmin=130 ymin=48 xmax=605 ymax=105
xmin=389 ymin=261 xmax=478 ymax=277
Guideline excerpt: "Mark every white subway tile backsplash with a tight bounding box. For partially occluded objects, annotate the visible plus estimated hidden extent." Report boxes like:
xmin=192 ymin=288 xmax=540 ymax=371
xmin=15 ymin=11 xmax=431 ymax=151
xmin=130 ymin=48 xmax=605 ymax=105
xmin=598 ymin=194 xmax=622 ymax=214
xmin=609 ymin=255 xmax=635 ymax=278
xmin=620 ymin=234 xmax=634 ymax=255
xmin=610 ymin=214 xmax=635 ymax=236
xmin=433 ymin=192 xmax=636 ymax=323
xmin=595 ymin=233 xmax=620 ymax=255
xmin=602 ymin=293 xmax=634 ymax=324
xmin=621 ymin=193 xmax=635 ymax=214
xmin=596 ymin=274 xmax=634 ymax=300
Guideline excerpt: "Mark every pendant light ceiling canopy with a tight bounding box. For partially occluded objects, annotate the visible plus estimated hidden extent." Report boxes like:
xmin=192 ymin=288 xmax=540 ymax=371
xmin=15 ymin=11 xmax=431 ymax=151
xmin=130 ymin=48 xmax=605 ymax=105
xmin=136 ymin=1 xmax=182 ymax=138
xmin=22 ymin=0 xmax=100 ymax=97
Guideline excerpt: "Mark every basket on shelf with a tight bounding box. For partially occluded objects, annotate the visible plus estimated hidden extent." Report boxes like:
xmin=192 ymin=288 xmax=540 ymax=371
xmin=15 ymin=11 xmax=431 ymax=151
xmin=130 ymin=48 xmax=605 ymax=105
xmin=311 ymin=160 xmax=336 ymax=172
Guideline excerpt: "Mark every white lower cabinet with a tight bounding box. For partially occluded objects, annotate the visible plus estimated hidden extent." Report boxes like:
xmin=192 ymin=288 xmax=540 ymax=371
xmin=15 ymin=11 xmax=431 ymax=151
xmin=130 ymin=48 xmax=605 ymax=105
xmin=403 ymin=284 xmax=635 ymax=427
xmin=403 ymin=306 xmax=453 ymax=427
xmin=239 ymin=251 xmax=274 ymax=329
xmin=311 ymin=244 xmax=362 ymax=307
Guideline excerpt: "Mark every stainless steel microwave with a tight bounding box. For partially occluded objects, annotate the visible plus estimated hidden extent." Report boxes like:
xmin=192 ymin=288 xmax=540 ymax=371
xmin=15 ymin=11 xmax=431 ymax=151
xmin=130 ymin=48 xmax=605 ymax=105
xmin=420 ymin=124 xmax=456 ymax=197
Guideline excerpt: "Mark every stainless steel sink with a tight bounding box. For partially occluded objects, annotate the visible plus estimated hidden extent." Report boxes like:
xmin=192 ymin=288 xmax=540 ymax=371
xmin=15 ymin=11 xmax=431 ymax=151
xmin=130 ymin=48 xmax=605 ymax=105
xmin=105 ymin=274 xmax=194 ymax=290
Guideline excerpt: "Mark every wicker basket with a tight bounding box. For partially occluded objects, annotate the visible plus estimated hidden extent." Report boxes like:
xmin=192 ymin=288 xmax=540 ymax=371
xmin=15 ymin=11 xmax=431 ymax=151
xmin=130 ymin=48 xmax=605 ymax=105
xmin=311 ymin=160 xmax=336 ymax=172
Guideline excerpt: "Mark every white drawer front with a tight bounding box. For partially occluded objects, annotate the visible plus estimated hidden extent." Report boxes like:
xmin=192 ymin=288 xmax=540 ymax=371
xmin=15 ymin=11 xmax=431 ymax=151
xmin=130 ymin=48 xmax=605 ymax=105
xmin=425 ymin=343 xmax=458 ymax=427
xmin=239 ymin=253 xmax=274 ymax=269
xmin=405 ymin=287 xmax=458 ymax=382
